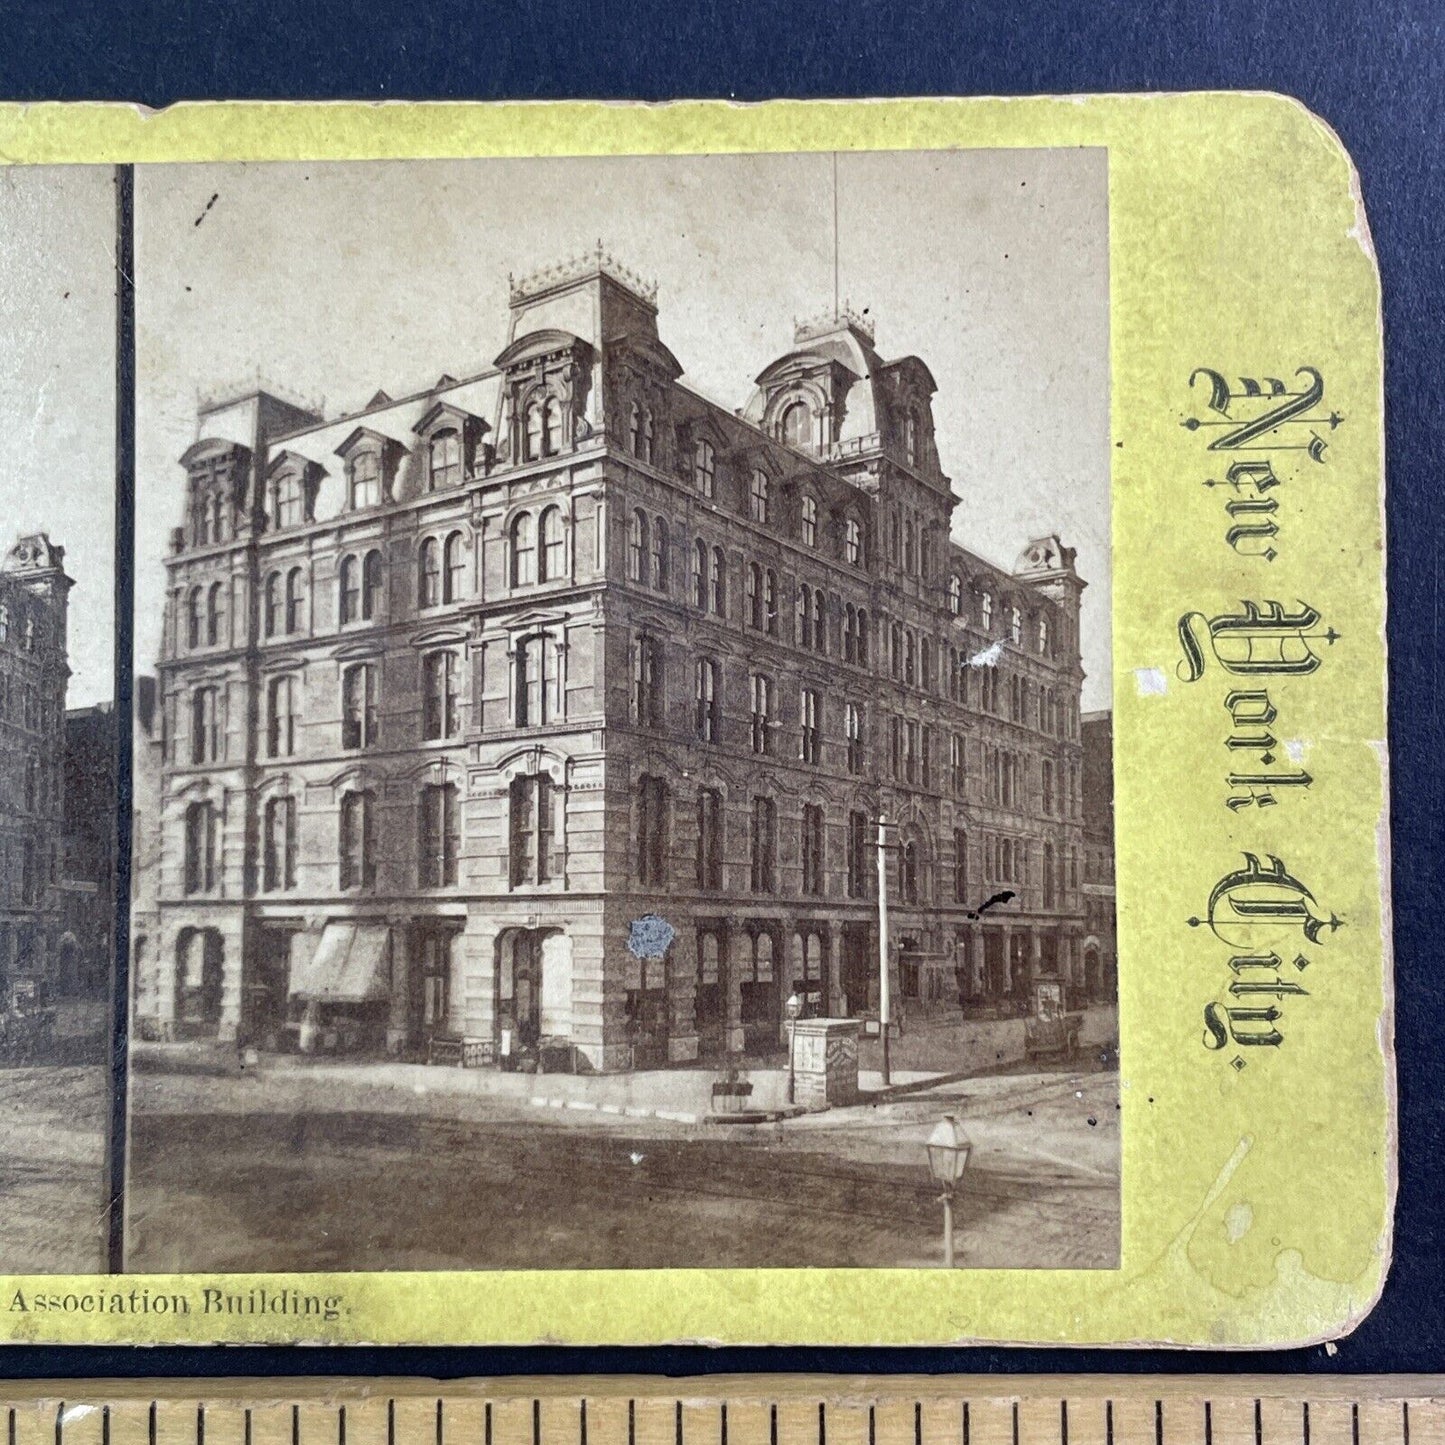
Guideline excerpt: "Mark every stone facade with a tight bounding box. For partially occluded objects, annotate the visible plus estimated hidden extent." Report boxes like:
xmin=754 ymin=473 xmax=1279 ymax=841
xmin=0 ymin=534 xmax=72 ymax=1003
xmin=136 ymin=252 xmax=1103 ymax=1070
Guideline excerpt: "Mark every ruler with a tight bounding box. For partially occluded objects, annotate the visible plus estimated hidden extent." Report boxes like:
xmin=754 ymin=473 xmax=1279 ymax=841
xmin=0 ymin=1379 xmax=1440 ymax=1445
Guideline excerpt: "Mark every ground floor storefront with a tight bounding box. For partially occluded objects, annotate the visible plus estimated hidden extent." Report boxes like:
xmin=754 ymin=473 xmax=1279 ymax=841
xmin=138 ymin=899 xmax=1108 ymax=1073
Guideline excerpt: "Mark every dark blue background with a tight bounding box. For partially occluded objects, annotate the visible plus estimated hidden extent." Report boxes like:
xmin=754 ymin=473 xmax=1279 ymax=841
xmin=1 ymin=0 xmax=1441 ymax=1381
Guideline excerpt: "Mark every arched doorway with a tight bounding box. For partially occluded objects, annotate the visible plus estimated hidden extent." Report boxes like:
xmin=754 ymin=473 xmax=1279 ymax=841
xmin=174 ymin=927 xmax=225 ymax=1038
xmin=497 ymin=928 xmax=570 ymax=1064
xmin=1084 ymin=945 xmax=1102 ymax=1002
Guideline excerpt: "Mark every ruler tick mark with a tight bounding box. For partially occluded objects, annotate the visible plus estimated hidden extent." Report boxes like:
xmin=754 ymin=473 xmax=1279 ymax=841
xmin=1156 ymin=1401 xmax=1164 ymax=1445
xmin=1061 ymin=1399 xmax=1069 ymax=1445
xmin=1353 ymin=1404 xmax=1360 ymax=1445
xmin=819 ymin=1401 xmax=827 ymax=1445
xmin=1013 ymin=1402 xmax=1020 ymax=1445
xmin=676 ymin=1400 xmax=683 ymax=1445
xmin=485 ymin=1402 xmax=493 ymax=1445
xmin=1255 ymin=1399 xmax=1262 ymax=1445
xmin=294 ymin=1402 xmax=301 ymax=1445
xmin=533 ymin=1400 xmax=541 ymax=1445
xmin=1303 ymin=1401 xmax=1311 ymax=1445
xmin=1106 ymin=1401 xmax=1114 ymax=1445
xmin=962 ymin=1402 xmax=970 ymax=1445
xmin=1404 ymin=1401 xmax=1411 ymax=1445
xmin=1205 ymin=1401 xmax=1212 ymax=1445
xmin=916 ymin=1402 xmax=924 ymax=1445
xmin=579 ymin=1400 xmax=587 ymax=1445
xmin=339 ymin=1405 xmax=346 ymax=1445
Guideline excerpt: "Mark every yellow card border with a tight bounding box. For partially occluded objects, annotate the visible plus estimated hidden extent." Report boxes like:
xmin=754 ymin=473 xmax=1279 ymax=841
xmin=0 ymin=93 xmax=1392 ymax=1347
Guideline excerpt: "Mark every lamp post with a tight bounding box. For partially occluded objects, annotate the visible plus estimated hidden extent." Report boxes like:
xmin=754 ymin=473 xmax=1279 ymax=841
xmin=925 ymin=1113 xmax=972 ymax=1268
xmin=876 ymin=813 xmax=892 ymax=1086
xmin=785 ymin=989 xmax=803 ymax=1104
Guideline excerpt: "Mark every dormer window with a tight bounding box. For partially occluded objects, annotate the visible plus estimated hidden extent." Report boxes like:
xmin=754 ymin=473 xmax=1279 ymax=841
xmin=844 ymin=516 xmax=863 ymax=566
xmin=693 ymin=439 xmax=716 ymax=499
xmin=429 ymin=429 xmax=461 ymax=489
xmin=628 ymin=403 xmax=655 ymax=465
xmin=349 ymin=451 xmax=381 ymax=510
xmin=525 ymin=400 xmax=544 ymax=462
xmin=544 ymin=398 xmax=563 ymax=455
xmin=905 ymin=406 xmax=921 ymax=467
xmin=271 ymin=472 xmax=304 ymax=528
xmin=749 ymin=468 xmax=770 ymax=525
xmin=801 ymin=494 xmax=818 ymax=548
xmin=781 ymin=401 xmax=812 ymax=450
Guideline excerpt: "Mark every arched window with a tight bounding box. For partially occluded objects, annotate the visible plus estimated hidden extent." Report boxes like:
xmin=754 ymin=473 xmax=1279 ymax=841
xmin=980 ymin=590 xmax=993 ymax=631
xmin=186 ymin=587 xmax=203 ymax=649
xmin=641 ymin=408 xmax=655 ymax=464
xmin=443 ymin=530 xmax=466 ymax=603
xmin=209 ymin=493 xmax=225 ymax=544
xmin=903 ymin=518 xmax=916 ymax=574
xmin=796 ymin=584 xmax=813 ymax=648
xmin=843 ymin=604 xmax=856 ymax=663
xmin=904 ymin=407 xmax=920 ymax=468
xmin=844 ymin=516 xmax=863 ymax=566
xmin=694 ymin=656 xmax=720 ymax=742
xmin=429 ymin=429 xmax=461 ymax=489
xmin=781 ymin=401 xmax=811 ymax=449
xmin=422 ymin=651 xmax=460 ymax=740
xmin=340 ymin=555 xmax=360 ymax=624
xmin=904 ymin=629 xmax=917 ymax=686
xmin=284 ymin=567 xmax=304 ymax=633
xmin=1038 ymin=616 xmax=1050 ymax=654
xmin=801 ymin=493 xmax=818 ymax=547
xmin=629 ymin=402 xmax=643 ymax=458
xmin=539 ymin=506 xmax=565 ymax=581
xmin=627 ymin=509 xmax=648 ymax=584
xmin=510 ymin=513 xmax=535 ymax=587
xmin=650 ymin=515 xmax=669 ymax=590
xmin=525 ymin=400 xmax=544 ymax=462
xmin=1010 ymin=605 xmax=1023 ymax=645
xmin=263 ymin=796 xmax=297 ymax=892
xmin=543 ymin=398 xmax=563 ymax=456
xmin=747 ymin=563 xmax=762 ymax=630
xmin=362 ymin=548 xmax=383 ymax=619
xmin=948 ymin=573 xmax=962 ymax=614
xmin=693 ymin=439 xmax=716 ymax=498
xmin=857 ymin=608 xmax=869 ymax=665
xmin=710 ymin=546 xmax=726 ymax=616
xmin=266 ymin=675 xmax=297 ymax=758
xmin=811 ymin=588 xmax=826 ymax=653
xmin=418 ymin=537 xmax=441 ymax=608
xmin=749 ymin=468 xmax=770 ymax=524
xmin=749 ymin=672 xmax=773 ymax=755
xmin=0 ymin=603 xmax=9 ymax=642
xmin=349 ymin=451 xmax=381 ymax=510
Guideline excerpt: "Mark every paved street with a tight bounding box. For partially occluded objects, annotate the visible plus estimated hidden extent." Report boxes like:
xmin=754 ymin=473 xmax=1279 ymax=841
xmin=0 ymin=1064 xmax=109 ymax=1273
xmin=126 ymin=1060 xmax=1118 ymax=1271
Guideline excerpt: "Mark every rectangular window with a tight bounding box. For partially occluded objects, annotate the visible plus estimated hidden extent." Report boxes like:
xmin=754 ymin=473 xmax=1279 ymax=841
xmin=904 ymin=720 xmax=919 ymax=784
xmin=749 ymin=795 xmax=776 ymax=894
xmin=184 ymin=802 xmax=217 ymax=895
xmin=846 ymin=809 xmax=869 ymax=900
xmin=509 ymin=773 xmax=557 ymax=887
xmin=339 ymin=790 xmax=375 ymax=890
xmin=637 ymin=774 xmax=668 ymax=886
xmin=799 ymin=686 xmax=821 ymax=764
xmin=750 ymin=672 xmax=773 ymax=755
xmin=953 ymin=828 xmax=968 ymax=904
xmin=695 ymin=657 xmax=720 ymax=743
xmin=263 ymin=796 xmax=297 ymax=892
xmin=420 ymin=782 xmax=460 ymax=887
xmin=951 ymin=732 xmax=966 ymax=796
xmin=267 ymin=675 xmax=297 ymax=758
xmin=695 ymin=787 xmax=723 ymax=890
xmin=801 ymin=804 xmax=824 ymax=896
xmin=342 ymin=663 xmax=377 ymax=749
xmin=632 ymin=635 xmax=664 ymax=730
xmin=846 ymin=702 xmax=864 ymax=775
xmin=423 ymin=651 xmax=459 ymax=740
xmin=921 ymin=724 xmax=933 ymax=791
xmin=190 ymin=686 xmax=220 ymax=765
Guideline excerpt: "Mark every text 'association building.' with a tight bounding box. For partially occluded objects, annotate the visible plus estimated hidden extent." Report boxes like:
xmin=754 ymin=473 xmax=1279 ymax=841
xmin=132 ymin=249 xmax=1114 ymax=1071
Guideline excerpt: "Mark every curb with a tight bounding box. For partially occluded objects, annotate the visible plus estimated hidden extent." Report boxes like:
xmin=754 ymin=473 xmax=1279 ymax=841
xmin=528 ymin=1095 xmax=701 ymax=1126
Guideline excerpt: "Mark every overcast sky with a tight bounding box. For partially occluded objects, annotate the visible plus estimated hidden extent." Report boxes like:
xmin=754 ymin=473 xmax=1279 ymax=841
xmin=136 ymin=149 xmax=1109 ymax=708
xmin=0 ymin=165 xmax=115 ymax=708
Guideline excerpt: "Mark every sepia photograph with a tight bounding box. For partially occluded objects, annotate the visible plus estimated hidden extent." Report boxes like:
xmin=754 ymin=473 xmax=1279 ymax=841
xmin=125 ymin=148 xmax=1116 ymax=1272
xmin=0 ymin=164 xmax=119 ymax=1273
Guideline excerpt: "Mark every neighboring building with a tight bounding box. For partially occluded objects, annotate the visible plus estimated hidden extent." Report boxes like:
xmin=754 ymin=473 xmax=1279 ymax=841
xmin=1081 ymin=709 xmax=1117 ymax=1003
xmin=59 ymin=701 xmax=117 ymax=999
xmin=0 ymin=534 xmax=72 ymax=1004
xmin=136 ymin=250 xmax=1101 ymax=1070
xmin=130 ymin=675 xmax=164 ymax=1034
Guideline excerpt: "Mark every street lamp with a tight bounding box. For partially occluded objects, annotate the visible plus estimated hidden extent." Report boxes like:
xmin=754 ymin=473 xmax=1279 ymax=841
xmin=785 ymin=990 xmax=804 ymax=1103
xmin=926 ymin=1113 xmax=972 ymax=1268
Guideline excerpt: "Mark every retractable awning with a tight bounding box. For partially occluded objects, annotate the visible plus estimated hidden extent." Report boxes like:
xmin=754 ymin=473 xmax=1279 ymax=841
xmin=288 ymin=923 xmax=391 ymax=1003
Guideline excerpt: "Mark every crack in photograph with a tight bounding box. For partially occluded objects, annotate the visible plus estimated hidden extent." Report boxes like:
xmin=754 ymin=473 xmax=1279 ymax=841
xmin=124 ymin=149 xmax=1117 ymax=1272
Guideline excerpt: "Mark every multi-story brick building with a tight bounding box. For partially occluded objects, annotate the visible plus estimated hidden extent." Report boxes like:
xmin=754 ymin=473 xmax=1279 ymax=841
xmin=136 ymin=250 xmax=1101 ymax=1071
xmin=59 ymin=701 xmax=118 ymax=1001
xmin=0 ymin=534 xmax=72 ymax=1005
